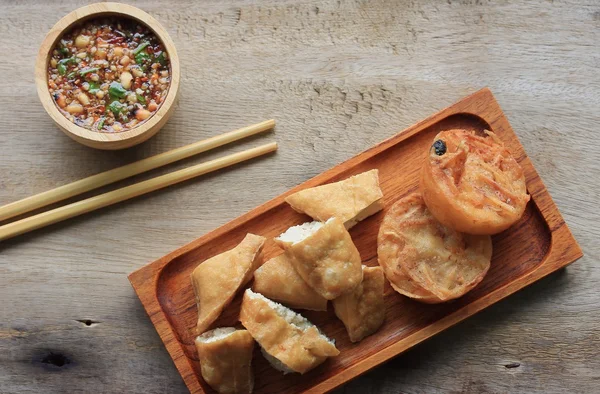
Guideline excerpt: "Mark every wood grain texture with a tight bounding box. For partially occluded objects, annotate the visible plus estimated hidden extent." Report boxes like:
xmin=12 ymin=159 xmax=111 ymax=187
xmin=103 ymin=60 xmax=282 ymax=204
xmin=0 ymin=119 xmax=274 ymax=222
xmin=129 ymin=88 xmax=582 ymax=393
xmin=0 ymin=142 xmax=277 ymax=240
xmin=1 ymin=1 xmax=599 ymax=393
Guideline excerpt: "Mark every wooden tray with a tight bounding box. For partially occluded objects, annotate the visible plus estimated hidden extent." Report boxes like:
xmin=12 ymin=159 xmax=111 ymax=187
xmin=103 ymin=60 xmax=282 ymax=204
xmin=129 ymin=88 xmax=582 ymax=394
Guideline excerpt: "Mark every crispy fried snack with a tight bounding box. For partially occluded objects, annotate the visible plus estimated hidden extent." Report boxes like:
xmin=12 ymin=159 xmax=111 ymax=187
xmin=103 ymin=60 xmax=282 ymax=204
xmin=275 ymin=218 xmax=363 ymax=300
xmin=377 ymin=193 xmax=492 ymax=303
xmin=195 ymin=328 xmax=255 ymax=394
xmin=252 ymin=254 xmax=328 ymax=311
xmin=191 ymin=234 xmax=266 ymax=334
xmin=239 ymin=289 xmax=339 ymax=374
xmin=285 ymin=169 xmax=384 ymax=229
xmin=332 ymin=265 xmax=385 ymax=342
xmin=421 ymin=129 xmax=530 ymax=235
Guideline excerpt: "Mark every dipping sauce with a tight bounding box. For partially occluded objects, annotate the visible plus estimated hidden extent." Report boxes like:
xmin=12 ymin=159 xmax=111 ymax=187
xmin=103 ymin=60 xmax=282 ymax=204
xmin=47 ymin=18 xmax=170 ymax=133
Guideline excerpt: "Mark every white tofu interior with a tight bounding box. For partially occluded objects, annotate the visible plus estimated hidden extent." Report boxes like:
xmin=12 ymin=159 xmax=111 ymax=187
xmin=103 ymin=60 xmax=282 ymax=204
xmin=246 ymin=289 xmax=313 ymax=330
xmin=246 ymin=289 xmax=336 ymax=373
xmin=196 ymin=327 xmax=237 ymax=343
xmin=276 ymin=221 xmax=324 ymax=245
xmin=346 ymin=199 xmax=384 ymax=229
xmin=261 ymin=347 xmax=295 ymax=374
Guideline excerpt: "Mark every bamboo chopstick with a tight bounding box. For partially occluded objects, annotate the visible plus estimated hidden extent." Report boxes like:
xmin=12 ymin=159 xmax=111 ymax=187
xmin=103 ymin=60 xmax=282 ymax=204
xmin=0 ymin=142 xmax=277 ymax=241
xmin=0 ymin=119 xmax=275 ymax=222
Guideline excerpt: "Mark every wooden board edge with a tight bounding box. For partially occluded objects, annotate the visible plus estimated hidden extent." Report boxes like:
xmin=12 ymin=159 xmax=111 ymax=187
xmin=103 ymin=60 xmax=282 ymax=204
xmin=126 ymin=87 xmax=585 ymax=394
xmin=128 ymin=273 xmax=206 ymax=393
xmin=311 ymin=226 xmax=583 ymax=393
xmin=469 ymin=89 xmax=584 ymax=260
xmin=473 ymin=89 xmax=569 ymax=234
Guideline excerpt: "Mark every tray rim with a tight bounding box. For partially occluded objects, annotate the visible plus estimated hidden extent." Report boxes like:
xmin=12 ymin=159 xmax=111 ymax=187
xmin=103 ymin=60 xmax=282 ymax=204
xmin=129 ymin=87 xmax=583 ymax=393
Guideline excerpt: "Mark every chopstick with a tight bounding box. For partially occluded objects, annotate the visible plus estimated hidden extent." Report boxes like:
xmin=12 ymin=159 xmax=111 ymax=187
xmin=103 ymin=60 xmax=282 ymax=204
xmin=0 ymin=119 xmax=275 ymax=222
xmin=0 ymin=142 xmax=277 ymax=241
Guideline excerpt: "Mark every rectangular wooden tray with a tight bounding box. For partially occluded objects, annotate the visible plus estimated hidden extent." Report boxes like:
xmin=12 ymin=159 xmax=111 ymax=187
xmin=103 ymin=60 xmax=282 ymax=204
xmin=129 ymin=88 xmax=582 ymax=394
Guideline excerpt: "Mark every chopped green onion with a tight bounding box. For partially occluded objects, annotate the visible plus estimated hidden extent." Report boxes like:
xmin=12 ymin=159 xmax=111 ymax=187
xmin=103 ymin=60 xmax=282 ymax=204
xmin=155 ymin=52 xmax=167 ymax=67
xmin=88 ymin=82 xmax=100 ymax=94
xmin=59 ymin=47 xmax=70 ymax=55
xmin=135 ymin=51 xmax=151 ymax=65
xmin=66 ymin=71 xmax=77 ymax=79
xmin=79 ymin=67 xmax=99 ymax=76
xmin=107 ymin=100 xmax=126 ymax=116
xmin=132 ymin=42 xmax=150 ymax=55
xmin=108 ymin=82 xmax=127 ymax=99
xmin=136 ymin=94 xmax=146 ymax=105
xmin=57 ymin=57 xmax=75 ymax=75
xmin=97 ymin=117 xmax=106 ymax=130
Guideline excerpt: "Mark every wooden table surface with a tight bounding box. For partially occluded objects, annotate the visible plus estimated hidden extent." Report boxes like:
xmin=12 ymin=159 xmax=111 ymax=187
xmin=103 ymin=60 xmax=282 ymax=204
xmin=1 ymin=1 xmax=598 ymax=393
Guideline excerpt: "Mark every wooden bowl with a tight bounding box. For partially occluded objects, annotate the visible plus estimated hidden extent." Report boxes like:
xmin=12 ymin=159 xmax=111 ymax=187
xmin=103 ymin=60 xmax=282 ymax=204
xmin=35 ymin=3 xmax=180 ymax=150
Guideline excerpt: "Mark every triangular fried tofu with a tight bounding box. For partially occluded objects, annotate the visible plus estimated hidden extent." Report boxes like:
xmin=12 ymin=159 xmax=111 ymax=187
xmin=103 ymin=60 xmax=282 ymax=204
xmin=191 ymin=233 xmax=266 ymax=335
xmin=333 ymin=265 xmax=385 ymax=342
xmin=285 ymin=169 xmax=383 ymax=229
xmin=275 ymin=218 xmax=363 ymax=300
xmin=253 ymin=254 xmax=328 ymax=311
xmin=240 ymin=289 xmax=339 ymax=374
xmin=195 ymin=328 xmax=255 ymax=394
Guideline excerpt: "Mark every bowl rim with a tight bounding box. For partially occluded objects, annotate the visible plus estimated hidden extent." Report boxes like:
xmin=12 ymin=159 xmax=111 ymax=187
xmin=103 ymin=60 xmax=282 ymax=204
xmin=35 ymin=2 xmax=180 ymax=148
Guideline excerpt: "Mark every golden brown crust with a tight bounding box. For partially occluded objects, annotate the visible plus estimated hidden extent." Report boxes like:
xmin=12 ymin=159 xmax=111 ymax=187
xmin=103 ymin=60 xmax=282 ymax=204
xmin=195 ymin=329 xmax=255 ymax=394
xmin=252 ymin=254 xmax=328 ymax=311
xmin=239 ymin=290 xmax=339 ymax=374
xmin=275 ymin=217 xmax=363 ymax=300
xmin=377 ymin=193 xmax=492 ymax=303
xmin=421 ymin=129 xmax=530 ymax=235
xmin=191 ymin=234 xmax=266 ymax=334
xmin=333 ymin=266 xmax=386 ymax=342
xmin=285 ymin=169 xmax=384 ymax=229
